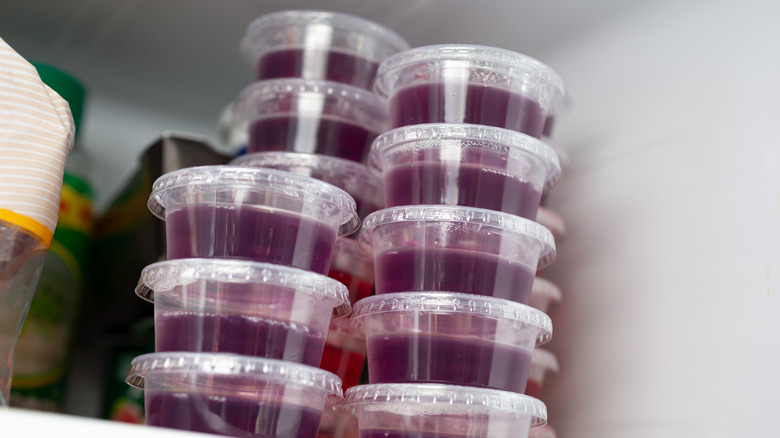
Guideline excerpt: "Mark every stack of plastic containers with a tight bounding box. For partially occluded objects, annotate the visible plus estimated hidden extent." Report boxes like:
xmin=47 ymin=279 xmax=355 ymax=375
xmin=340 ymin=44 xmax=567 ymax=438
xmin=122 ymin=165 xmax=361 ymax=437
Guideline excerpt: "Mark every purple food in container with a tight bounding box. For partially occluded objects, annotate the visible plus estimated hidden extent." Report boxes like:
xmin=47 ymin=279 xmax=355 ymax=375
xmin=127 ymin=352 xmax=343 ymax=437
xmin=351 ymin=292 xmax=552 ymax=393
xmin=232 ymin=79 xmax=387 ymax=163
xmin=148 ymin=165 xmax=359 ymax=275
xmin=241 ymin=10 xmax=409 ymax=90
xmin=358 ymin=205 xmax=556 ymax=304
xmin=343 ymin=383 xmax=547 ymax=438
xmin=367 ymin=123 xmax=560 ymax=219
xmin=232 ymin=152 xmax=383 ymax=222
xmin=136 ymin=258 xmax=350 ymax=366
xmin=374 ymin=44 xmax=565 ymax=138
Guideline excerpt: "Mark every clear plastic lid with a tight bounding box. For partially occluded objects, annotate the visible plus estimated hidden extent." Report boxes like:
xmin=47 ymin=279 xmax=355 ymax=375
xmin=231 ymin=152 xmax=383 ymax=211
xmin=241 ymin=10 xmax=410 ymax=64
xmin=374 ymin=44 xmax=565 ymax=114
xmin=148 ymin=165 xmax=359 ymax=236
xmin=232 ymin=78 xmax=388 ymax=134
xmin=531 ymin=348 xmax=559 ymax=373
xmin=126 ymin=352 xmax=343 ymax=403
xmin=344 ymin=383 xmax=547 ymax=424
xmin=368 ymin=123 xmax=561 ymax=190
xmin=531 ymin=277 xmax=562 ymax=305
xmin=351 ymin=292 xmax=552 ymax=345
xmin=136 ymin=258 xmax=351 ymax=317
xmin=359 ymin=205 xmax=556 ymax=269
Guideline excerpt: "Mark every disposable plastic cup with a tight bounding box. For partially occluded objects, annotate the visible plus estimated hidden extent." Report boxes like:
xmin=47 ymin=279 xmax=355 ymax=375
xmin=327 ymin=237 xmax=374 ymax=304
xmin=232 ymin=152 xmax=383 ymax=221
xmin=358 ymin=206 xmax=556 ymax=304
xmin=241 ymin=10 xmax=409 ymax=90
xmin=136 ymin=259 xmax=350 ymax=367
xmin=148 ymin=165 xmax=359 ymax=275
xmin=536 ymin=206 xmax=566 ymax=242
xmin=374 ymin=44 xmax=565 ymax=138
xmin=127 ymin=352 xmax=343 ymax=437
xmin=318 ymin=407 xmax=359 ymax=438
xmin=233 ymin=79 xmax=387 ymax=162
xmin=351 ymin=292 xmax=551 ymax=393
xmin=529 ymin=277 xmax=562 ymax=314
xmin=343 ymin=383 xmax=547 ymax=438
xmin=526 ymin=348 xmax=559 ymax=398
xmin=367 ymin=124 xmax=560 ymax=219
xmin=529 ymin=425 xmax=557 ymax=438
xmin=319 ymin=317 xmax=366 ymax=391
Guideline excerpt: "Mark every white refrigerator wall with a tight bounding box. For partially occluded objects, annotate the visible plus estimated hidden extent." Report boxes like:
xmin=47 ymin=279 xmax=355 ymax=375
xmin=542 ymin=0 xmax=780 ymax=436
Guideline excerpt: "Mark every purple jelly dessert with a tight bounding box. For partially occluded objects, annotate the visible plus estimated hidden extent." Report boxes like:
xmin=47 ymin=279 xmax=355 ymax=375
xmin=367 ymin=334 xmax=532 ymax=393
xmin=360 ymin=431 xmax=465 ymax=438
xmin=374 ymin=247 xmax=536 ymax=304
xmin=255 ymin=48 xmax=380 ymax=90
xmin=146 ymin=391 xmax=323 ymax=438
xmin=166 ymin=204 xmax=337 ymax=275
xmin=155 ymin=310 xmax=327 ymax=367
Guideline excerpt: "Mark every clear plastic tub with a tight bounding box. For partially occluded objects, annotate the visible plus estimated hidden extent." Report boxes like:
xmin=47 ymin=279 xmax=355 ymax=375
xmin=358 ymin=206 xmax=556 ymax=304
xmin=526 ymin=348 xmax=559 ymax=399
xmin=136 ymin=259 xmax=350 ymax=367
xmin=327 ymin=237 xmax=374 ymax=305
xmin=241 ymin=10 xmax=410 ymax=90
xmin=126 ymin=352 xmax=343 ymax=437
xmin=529 ymin=277 xmax=562 ymax=314
xmin=374 ymin=44 xmax=565 ymax=138
xmin=148 ymin=165 xmax=359 ymax=275
xmin=343 ymin=383 xmax=547 ymax=438
xmin=318 ymin=406 xmax=359 ymax=438
xmin=351 ymin=292 xmax=551 ymax=393
xmin=233 ymin=79 xmax=388 ymax=162
xmin=319 ymin=317 xmax=366 ymax=391
xmin=232 ymin=152 xmax=383 ymax=221
xmin=367 ymin=124 xmax=560 ymax=219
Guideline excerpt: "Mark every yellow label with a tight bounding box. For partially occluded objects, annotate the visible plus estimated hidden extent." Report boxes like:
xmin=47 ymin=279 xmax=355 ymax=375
xmin=0 ymin=209 xmax=52 ymax=247
xmin=57 ymin=184 xmax=93 ymax=233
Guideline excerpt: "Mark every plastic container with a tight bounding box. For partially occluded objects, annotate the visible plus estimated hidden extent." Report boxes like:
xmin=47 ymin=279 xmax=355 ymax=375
xmin=359 ymin=206 xmax=556 ymax=304
xmin=367 ymin=124 xmax=560 ymax=219
xmin=233 ymin=79 xmax=387 ymax=163
xmin=148 ymin=165 xmax=359 ymax=275
xmin=319 ymin=317 xmax=366 ymax=391
xmin=232 ymin=152 xmax=383 ymax=221
xmin=241 ymin=10 xmax=409 ymax=90
xmin=136 ymin=259 xmax=350 ymax=367
xmin=374 ymin=44 xmax=565 ymax=138
xmin=327 ymin=237 xmax=374 ymax=305
xmin=126 ymin=352 xmax=343 ymax=437
xmin=536 ymin=206 xmax=566 ymax=243
xmin=351 ymin=292 xmax=551 ymax=393
xmin=318 ymin=406 xmax=359 ymax=438
xmin=528 ymin=277 xmax=562 ymax=314
xmin=343 ymin=383 xmax=547 ymax=438
xmin=526 ymin=348 xmax=559 ymax=398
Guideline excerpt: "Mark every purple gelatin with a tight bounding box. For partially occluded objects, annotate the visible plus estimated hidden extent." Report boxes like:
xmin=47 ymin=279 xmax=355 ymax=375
xmin=256 ymin=48 xmax=380 ymax=90
xmin=374 ymin=247 xmax=536 ymax=304
xmin=155 ymin=311 xmax=326 ymax=367
xmin=248 ymin=116 xmax=378 ymax=163
xmin=165 ymin=204 xmax=337 ymax=275
xmin=367 ymin=334 xmax=532 ymax=393
xmin=146 ymin=391 xmax=322 ymax=438
xmin=384 ymin=162 xmax=542 ymax=219
xmin=389 ymin=83 xmax=546 ymax=138
xmin=361 ymin=431 xmax=464 ymax=438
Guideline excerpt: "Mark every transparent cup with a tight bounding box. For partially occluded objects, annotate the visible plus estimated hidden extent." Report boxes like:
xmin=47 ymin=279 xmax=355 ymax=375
xmin=327 ymin=237 xmax=374 ymax=305
xmin=127 ymin=352 xmax=343 ymax=437
xmin=343 ymin=383 xmax=547 ymax=438
xmin=233 ymin=79 xmax=388 ymax=162
xmin=526 ymin=348 xmax=559 ymax=398
xmin=232 ymin=152 xmax=383 ymax=221
xmin=529 ymin=277 xmax=562 ymax=314
xmin=136 ymin=259 xmax=350 ymax=367
xmin=241 ymin=10 xmax=410 ymax=90
xmin=374 ymin=44 xmax=565 ymax=138
xmin=358 ymin=206 xmax=556 ymax=304
xmin=367 ymin=124 xmax=560 ymax=219
xmin=148 ymin=165 xmax=359 ymax=275
xmin=351 ymin=292 xmax=551 ymax=393
xmin=536 ymin=206 xmax=566 ymax=243
xmin=320 ymin=317 xmax=366 ymax=391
